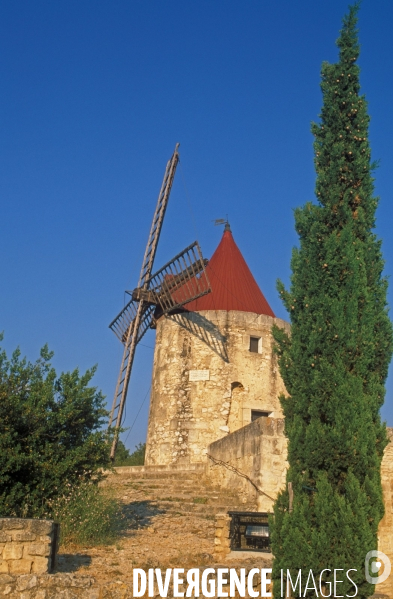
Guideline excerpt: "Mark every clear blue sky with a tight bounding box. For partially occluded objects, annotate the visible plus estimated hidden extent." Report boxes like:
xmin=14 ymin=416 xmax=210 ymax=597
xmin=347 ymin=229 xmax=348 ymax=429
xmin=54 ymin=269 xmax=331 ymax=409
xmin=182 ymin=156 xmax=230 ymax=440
xmin=1 ymin=1 xmax=393 ymax=451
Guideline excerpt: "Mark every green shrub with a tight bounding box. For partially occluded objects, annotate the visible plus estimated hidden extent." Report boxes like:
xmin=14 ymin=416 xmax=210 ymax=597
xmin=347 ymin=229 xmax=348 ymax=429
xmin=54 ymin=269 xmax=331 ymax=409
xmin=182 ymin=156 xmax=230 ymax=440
xmin=49 ymin=482 xmax=122 ymax=547
xmin=0 ymin=341 xmax=111 ymax=518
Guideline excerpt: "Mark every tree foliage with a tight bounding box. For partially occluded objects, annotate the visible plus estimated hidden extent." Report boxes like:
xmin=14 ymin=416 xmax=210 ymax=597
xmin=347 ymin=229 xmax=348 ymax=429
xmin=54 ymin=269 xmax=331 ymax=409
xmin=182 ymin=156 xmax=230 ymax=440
xmin=114 ymin=441 xmax=146 ymax=466
xmin=0 ymin=340 xmax=110 ymax=518
xmin=270 ymin=5 xmax=393 ymax=597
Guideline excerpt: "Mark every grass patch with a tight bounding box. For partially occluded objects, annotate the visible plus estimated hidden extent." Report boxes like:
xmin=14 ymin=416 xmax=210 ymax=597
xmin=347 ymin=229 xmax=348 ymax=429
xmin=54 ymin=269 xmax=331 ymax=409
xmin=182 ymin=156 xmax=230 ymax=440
xmin=51 ymin=482 xmax=123 ymax=547
xmin=193 ymin=497 xmax=208 ymax=504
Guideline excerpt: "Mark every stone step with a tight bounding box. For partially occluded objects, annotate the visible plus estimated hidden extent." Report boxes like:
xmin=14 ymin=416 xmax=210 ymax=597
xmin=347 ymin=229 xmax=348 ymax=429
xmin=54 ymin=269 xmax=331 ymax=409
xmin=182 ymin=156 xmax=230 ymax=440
xmin=113 ymin=474 xmax=206 ymax=480
xmin=111 ymin=474 xmax=227 ymax=484
xmin=110 ymin=479 xmax=243 ymax=497
xmin=114 ymin=478 xmax=216 ymax=487
xmin=154 ymin=500 xmax=251 ymax=509
xmin=153 ymin=502 xmax=253 ymax=515
xmin=121 ymin=493 xmax=241 ymax=503
xmin=142 ymin=495 xmax=245 ymax=505
xmin=112 ymin=471 xmax=208 ymax=478
xmin=112 ymin=475 xmax=206 ymax=484
xmin=115 ymin=487 xmax=239 ymax=498
xmin=110 ymin=466 xmax=255 ymax=519
xmin=113 ymin=465 xmax=206 ymax=476
xmin=120 ymin=483 xmax=240 ymax=496
xmin=124 ymin=492 xmax=244 ymax=503
xmin=125 ymin=489 xmax=237 ymax=499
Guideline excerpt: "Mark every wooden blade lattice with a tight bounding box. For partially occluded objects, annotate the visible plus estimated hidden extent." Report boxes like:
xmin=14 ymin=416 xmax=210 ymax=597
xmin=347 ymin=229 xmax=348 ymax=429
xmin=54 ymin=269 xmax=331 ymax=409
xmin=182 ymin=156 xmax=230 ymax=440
xmin=138 ymin=144 xmax=180 ymax=288
xmin=108 ymin=144 xmax=180 ymax=460
xmin=108 ymin=304 xmax=155 ymax=437
xmin=109 ymin=299 xmax=137 ymax=343
xmin=109 ymin=300 xmax=155 ymax=344
xmin=141 ymin=241 xmax=211 ymax=313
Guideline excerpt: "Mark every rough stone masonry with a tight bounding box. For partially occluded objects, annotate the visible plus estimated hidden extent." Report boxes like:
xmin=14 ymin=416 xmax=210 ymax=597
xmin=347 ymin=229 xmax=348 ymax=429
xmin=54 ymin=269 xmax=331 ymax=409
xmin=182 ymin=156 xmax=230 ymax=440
xmin=145 ymin=309 xmax=289 ymax=467
xmin=0 ymin=519 xmax=58 ymax=576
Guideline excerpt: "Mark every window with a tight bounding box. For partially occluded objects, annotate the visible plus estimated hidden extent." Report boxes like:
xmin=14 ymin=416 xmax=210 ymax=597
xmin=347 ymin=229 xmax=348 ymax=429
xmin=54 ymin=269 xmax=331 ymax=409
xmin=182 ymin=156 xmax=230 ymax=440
xmin=249 ymin=336 xmax=262 ymax=353
xmin=251 ymin=410 xmax=271 ymax=422
xmin=231 ymin=381 xmax=244 ymax=392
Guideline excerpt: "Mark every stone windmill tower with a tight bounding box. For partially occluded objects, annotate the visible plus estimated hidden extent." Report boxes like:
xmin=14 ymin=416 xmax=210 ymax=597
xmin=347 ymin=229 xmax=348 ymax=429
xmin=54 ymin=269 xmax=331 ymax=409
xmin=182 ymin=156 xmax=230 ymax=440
xmin=145 ymin=223 xmax=289 ymax=467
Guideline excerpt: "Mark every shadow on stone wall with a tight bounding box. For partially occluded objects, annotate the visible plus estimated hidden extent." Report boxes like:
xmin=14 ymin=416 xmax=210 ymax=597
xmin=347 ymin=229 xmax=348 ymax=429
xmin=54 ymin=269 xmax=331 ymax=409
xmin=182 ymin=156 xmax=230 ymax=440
xmin=169 ymin=312 xmax=229 ymax=362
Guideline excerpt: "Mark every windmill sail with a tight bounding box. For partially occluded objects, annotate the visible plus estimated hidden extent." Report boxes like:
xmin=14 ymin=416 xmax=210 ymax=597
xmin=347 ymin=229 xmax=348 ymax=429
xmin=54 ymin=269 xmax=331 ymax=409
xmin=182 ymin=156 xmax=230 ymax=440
xmin=109 ymin=299 xmax=138 ymax=343
xmin=138 ymin=145 xmax=180 ymax=288
xmin=108 ymin=302 xmax=155 ymax=452
xmin=108 ymin=143 xmax=211 ymax=460
xmin=133 ymin=241 xmax=210 ymax=314
xmin=108 ymin=144 xmax=181 ymax=460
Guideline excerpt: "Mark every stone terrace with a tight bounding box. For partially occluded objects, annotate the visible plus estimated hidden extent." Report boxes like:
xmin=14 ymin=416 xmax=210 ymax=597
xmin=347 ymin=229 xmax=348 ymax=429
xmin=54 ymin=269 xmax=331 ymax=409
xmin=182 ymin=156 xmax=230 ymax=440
xmin=54 ymin=465 xmax=259 ymax=581
xmin=0 ymin=465 xmax=389 ymax=597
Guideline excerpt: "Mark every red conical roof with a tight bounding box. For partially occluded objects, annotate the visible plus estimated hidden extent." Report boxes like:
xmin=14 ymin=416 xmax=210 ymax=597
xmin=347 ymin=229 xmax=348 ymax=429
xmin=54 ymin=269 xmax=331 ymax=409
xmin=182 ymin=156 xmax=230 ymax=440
xmin=183 ymin=228 xmax=275 ymax=317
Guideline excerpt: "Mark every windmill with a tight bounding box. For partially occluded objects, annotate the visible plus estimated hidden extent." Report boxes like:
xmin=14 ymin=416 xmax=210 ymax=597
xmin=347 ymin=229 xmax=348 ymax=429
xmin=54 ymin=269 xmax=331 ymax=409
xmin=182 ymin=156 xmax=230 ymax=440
xmin=108 ymin=144 xmax=211 ymax=459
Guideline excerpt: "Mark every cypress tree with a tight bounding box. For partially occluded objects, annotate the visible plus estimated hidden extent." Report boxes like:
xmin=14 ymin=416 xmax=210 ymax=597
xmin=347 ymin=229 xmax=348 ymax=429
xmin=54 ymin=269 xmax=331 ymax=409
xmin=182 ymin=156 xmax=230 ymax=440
xmin=270 ymin=5 xmax=393 ymax=597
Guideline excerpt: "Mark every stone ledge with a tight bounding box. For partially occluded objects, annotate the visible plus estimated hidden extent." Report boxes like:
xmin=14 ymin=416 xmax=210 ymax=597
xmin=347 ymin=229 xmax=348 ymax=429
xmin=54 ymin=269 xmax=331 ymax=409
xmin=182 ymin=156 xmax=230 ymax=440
xmin=112 ymin=462 xmax=206 ymax=474
xmin=0 ymin=574 xmax=99 ymax=599
xmin=0 ymin=520 xmax=59 ymax=576
xmin=0 ymin=569 xmax=274 ymax=599
xmin=0 ymin=572 xmax=382 ymax=599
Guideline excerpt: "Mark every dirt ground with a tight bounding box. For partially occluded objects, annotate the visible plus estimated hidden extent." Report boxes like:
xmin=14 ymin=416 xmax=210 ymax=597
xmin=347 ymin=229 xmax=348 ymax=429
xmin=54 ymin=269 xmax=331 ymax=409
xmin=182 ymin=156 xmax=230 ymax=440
xmin=56 ymin=472 xmax=271 ymax=585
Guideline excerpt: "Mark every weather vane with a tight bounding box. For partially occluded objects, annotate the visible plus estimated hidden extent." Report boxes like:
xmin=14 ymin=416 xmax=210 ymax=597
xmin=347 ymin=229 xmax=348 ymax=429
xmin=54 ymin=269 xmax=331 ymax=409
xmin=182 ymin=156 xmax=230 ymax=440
xmin=213 ymin=216 xmax=230 ymax=231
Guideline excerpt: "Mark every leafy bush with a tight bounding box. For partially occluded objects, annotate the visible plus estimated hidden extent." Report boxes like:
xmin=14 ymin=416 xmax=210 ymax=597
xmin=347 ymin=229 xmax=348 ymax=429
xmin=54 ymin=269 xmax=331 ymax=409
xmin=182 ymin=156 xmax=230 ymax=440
xmin=114 ymin=441 xmax=145 ymax=466
xmin=0 ymin=340 xmax=111 ymax=518
xmin=49 ymin=482 xmax=122 ymax=547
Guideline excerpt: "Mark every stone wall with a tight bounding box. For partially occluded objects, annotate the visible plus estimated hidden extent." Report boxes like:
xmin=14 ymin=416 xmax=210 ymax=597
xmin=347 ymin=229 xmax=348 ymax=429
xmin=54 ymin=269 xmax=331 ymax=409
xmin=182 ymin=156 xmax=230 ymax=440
xmin=213 ymin=512 xmax=232 ymax=558
xmin=0 ymin=519 xmax=59 ymax=576
xmin=0 ymin=569 xmax=272 ymax=599
xmin=0 ymin=573 xmax=100 ymax=598
xmin=375 ymin=428 xmax=393 ymax=598
xmin=207 ymin=417 xmax=288 ymax=512
xmin=208 ymin=420 xmax=393 ymax=583
xmin=145 ymin=309 xmax=289 ymax=466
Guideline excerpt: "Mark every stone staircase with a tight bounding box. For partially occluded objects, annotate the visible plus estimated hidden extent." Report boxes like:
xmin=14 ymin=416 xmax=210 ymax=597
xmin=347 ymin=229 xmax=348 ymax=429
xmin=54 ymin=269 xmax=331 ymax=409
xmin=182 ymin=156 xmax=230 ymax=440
xmin=106 ymin=464 xmax=256 ymax=519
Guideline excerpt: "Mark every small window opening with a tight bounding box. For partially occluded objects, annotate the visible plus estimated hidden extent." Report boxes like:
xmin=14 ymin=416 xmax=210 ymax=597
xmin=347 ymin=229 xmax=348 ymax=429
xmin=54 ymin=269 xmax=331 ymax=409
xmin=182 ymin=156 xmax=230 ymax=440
xmin=249 ymin=336 xmax=261 ymax=353
xmin=251 ymin=410 xmax=271 ymax=422
xmin=231 ymin=381 xmax=244 ymax=392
